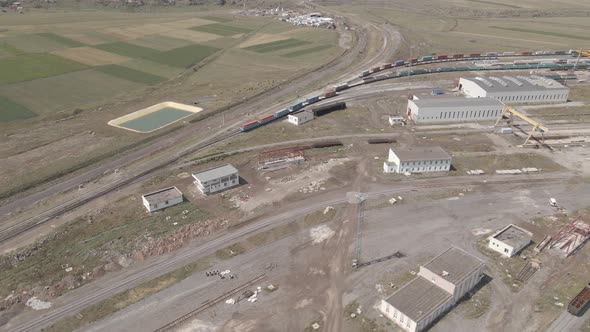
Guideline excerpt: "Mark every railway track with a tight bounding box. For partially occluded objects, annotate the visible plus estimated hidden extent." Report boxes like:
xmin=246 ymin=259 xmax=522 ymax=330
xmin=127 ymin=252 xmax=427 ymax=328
xmin=5 ymin=175 xmax=567 ymax=331
xmin=154 ymin=274 xmax=267 ymax=332
xmin=0 ymin=131 xmax=240 ymax=243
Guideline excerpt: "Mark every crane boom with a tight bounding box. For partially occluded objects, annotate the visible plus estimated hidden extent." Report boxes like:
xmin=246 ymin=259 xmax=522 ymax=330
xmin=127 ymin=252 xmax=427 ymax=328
xmin=495 ymin=105 xmax=548 ymax=145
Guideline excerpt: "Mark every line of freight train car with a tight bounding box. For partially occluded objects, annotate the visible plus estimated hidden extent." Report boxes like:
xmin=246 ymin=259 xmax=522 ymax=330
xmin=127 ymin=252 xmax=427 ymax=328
xmin=359 ymin=62 xmax=590 ymax=84
xmin=239 ymin=61 xmax=589 ymax=132
xmin=359 ymin=49 xmax=586 ymax=78
xmin=239 ymin=85 xmax=348 ymax=132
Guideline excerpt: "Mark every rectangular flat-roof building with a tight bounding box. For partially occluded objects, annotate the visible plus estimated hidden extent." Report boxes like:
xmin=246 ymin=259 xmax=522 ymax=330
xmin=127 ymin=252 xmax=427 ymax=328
xmin=459 ymin=75 xmax=569 ymax=104
xmin=379 ymin=247 xmax=485 ymax=332
xmin=488 ymin=224 xmax=533 ymax=257
xmin=287 ymin=110 xmax=314 ymax=126
xmin=384 ymin=146 xmax=451 ymax=174
xmin=141 ymin=186 xmax=183 ymax=213
xmin=192 ymin=164 xmax=239 ymax=195
xmin=407 ymin=96 xmax=503 ymax=124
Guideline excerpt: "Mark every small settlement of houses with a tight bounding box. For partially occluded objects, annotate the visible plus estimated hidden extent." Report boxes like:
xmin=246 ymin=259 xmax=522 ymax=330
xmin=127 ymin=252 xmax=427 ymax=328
xmin=379 ymin=247 xmax=485 ymax=332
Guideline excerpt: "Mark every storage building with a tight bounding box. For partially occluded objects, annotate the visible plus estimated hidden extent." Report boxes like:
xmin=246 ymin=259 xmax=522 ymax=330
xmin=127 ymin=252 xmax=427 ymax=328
xmin=141 ymin=186 xmax=183 ymax=213
xmin=383 ymin=146 xmax=451 ymax=174
xmin=192 ymin=164 xmax=239 ymax=195
xmin=459 ymin=76 xmax=569 ymax=104
xmin=388 ymin=116 xmax=405 ymax=126
xmin=379 ymin=247 xmax=485 ymax=332
xmin=287 ymin=110 xmax=314 ymax=126
xmin=488 ymin=224 xmax=533 ymax=257
xmin=407 ymin=96 xmax=503 ymax=124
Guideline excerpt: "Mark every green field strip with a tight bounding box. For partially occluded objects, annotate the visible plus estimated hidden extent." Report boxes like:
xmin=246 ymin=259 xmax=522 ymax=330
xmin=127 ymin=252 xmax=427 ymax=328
xmin=94 ymin=42 xmax=160 ymax=59
xmin=201 ymin=16 xmax=232 ymax=22
xmin=467 ymin=0 xmax=521 ymax=8
xmin=0 ymin=96 xmax=36 ymax=122
xmin=119 ymin=59 xmax=181 ymax=78
xmin=490 ymin=26 xmax=590 ymax=41
xmin=190 ymin=23 xmax=252 ymax=36
xmin=127 ymin=34 xmax=194 ymax=51
xmin=94 ymin=65 xmax=165 ymax=85
xmin=119 ymin=108 xmax=194 ymax=132
xmin=282 ymin=45 xmax=333 ymax=58
xmin=35 ymin=32 xmax=86 ymax=48
xmin=144 ymin=44 xmax=219 ymax=68
xmin=244 ymin=38 xmax=311 ymax=53
xmin=0 ymin=53 xmax=88 ymax=85
xmin=1 ymin=34 xmax=76 ymax=53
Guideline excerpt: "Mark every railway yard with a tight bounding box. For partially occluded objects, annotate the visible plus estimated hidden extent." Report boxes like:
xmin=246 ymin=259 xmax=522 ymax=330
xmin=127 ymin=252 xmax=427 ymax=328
xmin=1 ymin=0 xmax=590 ymax=332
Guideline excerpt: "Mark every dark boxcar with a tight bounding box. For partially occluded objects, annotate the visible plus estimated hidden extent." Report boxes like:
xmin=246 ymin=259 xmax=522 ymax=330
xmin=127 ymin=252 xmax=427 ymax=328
xmin=312 ymin=102 xmax=346 ymax=117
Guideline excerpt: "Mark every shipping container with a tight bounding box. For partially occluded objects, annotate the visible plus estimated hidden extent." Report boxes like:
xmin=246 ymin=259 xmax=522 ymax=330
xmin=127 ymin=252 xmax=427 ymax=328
xmin=521 ymin=51 xmax=533 ymax=56
xmin=240 ymin=120 xmax=260 ymax=132
xmin=381 ymin=63 xmax=393 ymax=69
xmin=258 ymin=114 xmax=275 ymax=124
xmin=370 ymin=66 xmax=381 ymax=73
xmin=374 ymin=74 xmax=388 ymax=81
xmin=323 ymin=90 xmax=337 ymax=98
xmin=419 ymin=55 xmax=433 ymax=61
xmin=408 ymin=58 xmax=418 ymax=64
xmin=305 ymin=96 xmax=320 ymax=104
xmin=334 ymin=83 xmax=350 ymax=92
xmin=274 ymin=108 xmax=290 ymax=118
xmin=534 ymin=51 xmax=545 ymax=55
xmin=289 ymin=102 xmax=304 ymax=111
xmin=502 ymin=51 xmax=516 ymax=56
xmin=312 ymin=102 xmax=346 ymax=117
xmin=435 ymin=54 xmax=448 ymax=60
xmin=360 ymin=70 xmax=370 ymax=77
xmin=554 ymin=50 xmax=566 ymax=55
xmin=568 ymin=283 xmax=590 ymax=316
xmin=363 ymin=76 xmax=376 ymax=83
xmin=431 ymin=89 xmax=444 ymax=95
xmin=394 ymin=60 xmax=406 ymax=66
xmin=485 ymin=52 xmax=498 ymax=56
xmin=452 ymin=54 xmax=464 ymax=59
xmin=469 ymin=53 xmax=480 ymax=57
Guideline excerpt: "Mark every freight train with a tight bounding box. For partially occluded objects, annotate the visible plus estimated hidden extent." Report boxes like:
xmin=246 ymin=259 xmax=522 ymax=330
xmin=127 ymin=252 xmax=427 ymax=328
xmin=239 ymin=49 xmax=589 ymax=132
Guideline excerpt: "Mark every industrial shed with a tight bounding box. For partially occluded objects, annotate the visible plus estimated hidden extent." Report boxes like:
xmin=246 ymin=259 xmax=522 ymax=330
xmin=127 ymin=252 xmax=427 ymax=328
xmin=379 ymin=247 xmax=485 ymax=332
xmin=141 ymin=187 xmax=183 ymax=213
xmin=192 ymin=164 xmax=239 ymax=195
xmin=459 ymin=76 xmax=569 ymax=104
xmin=383 ymin=146 xmax=451 ymax=174
xmin=488 ymin=224 xmax=533 ymax=257
xmin=407 ymin=96 xmax=503 ymax=124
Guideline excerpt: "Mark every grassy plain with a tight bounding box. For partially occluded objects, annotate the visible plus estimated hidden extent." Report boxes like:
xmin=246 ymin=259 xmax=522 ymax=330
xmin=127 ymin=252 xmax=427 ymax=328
xmin=245 ymin=38 xmax=310 ymax=53
xmin=0 ymin=96 xmax=36 ymax=122
xmin=191 ymin=23 xmax=251 ymax=36
xmin=0 ymin=53 xmax=87 ymax=84
xmin=94 ymin=65 xmax=166 ymax=85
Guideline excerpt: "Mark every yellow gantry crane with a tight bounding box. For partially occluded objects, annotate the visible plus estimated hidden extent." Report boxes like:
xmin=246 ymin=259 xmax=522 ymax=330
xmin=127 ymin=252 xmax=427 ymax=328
xmin=495 ymin=105 xmax=549 ymax=145
xmin=578 ymin=50 xmax=590 ymax=57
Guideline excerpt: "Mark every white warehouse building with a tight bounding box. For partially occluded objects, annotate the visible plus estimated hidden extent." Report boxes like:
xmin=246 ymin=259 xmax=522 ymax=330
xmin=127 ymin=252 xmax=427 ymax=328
xmin=141 ymin=186 xmax=183 ymax=213
xmin=459 ymin=75 xmax=569 ymax=104
xmin=383 ymin=146 xmax=451 ymax=174
xmin=407 ymin=96 xmax=504 ymax=123
xmin=488 ymin=224 xmax=533 ymax=258
xmin=192 ymin=164 xmax=239 ymax=195
xmin=379 ymin=247 xmax=486 ymax=332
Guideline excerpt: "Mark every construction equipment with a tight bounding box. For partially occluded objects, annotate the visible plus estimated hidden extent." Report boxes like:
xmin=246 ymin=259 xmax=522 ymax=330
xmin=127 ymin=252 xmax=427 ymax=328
xmin=495 ymin=105 xmax=549 ymax=145
xmin=354 ymin=251 xmax=405 ymax=269
xmin=578 ymin=50 xmax=590 ymax=58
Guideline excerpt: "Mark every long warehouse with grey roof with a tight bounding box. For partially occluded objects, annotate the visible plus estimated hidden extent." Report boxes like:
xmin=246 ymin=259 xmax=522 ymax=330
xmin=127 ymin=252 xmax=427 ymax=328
xmin=407 ymin=96 xmax=504 ymax=123
xmin=379 ymin=247 xmax=485 ymax=332
xmin=459 ymin=75 xmax=569 ymax=104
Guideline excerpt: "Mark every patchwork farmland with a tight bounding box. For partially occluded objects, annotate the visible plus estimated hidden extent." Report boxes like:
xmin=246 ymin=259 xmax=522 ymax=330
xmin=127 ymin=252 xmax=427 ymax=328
xmin=0 ymin=10 xmax=342 ymax=197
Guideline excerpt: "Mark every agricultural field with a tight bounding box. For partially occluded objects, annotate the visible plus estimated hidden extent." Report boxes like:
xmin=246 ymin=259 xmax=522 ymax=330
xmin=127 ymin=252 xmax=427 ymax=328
xmin=331 ymin=1 xmax=590 ymax=58
xmin=0 ymin=9 xmax=343 ymax=197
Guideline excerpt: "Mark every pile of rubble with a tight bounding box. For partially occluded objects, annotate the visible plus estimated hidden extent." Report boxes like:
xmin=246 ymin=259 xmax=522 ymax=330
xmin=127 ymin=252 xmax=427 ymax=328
xmin=280 ymin=13 xmax=335 ymax=28
xmin=495 ymin=167 xmax=542 ymax=175
xmin=299 ymin=180 xmax=326 ymax=194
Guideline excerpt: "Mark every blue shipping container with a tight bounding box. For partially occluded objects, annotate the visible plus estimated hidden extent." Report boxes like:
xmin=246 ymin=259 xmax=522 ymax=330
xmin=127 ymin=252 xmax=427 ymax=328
xmin=289 ymin=102 xmax=303 ymax=111
xmin=419 ymin=56 xmax=433 ymax=61
xmin=274 ymin=108 xmax=290 ymax=118
xmin=394 ymin=60 xmax=406 ymax=66
xmin=306 ymin=96 xmax=320 ymax=104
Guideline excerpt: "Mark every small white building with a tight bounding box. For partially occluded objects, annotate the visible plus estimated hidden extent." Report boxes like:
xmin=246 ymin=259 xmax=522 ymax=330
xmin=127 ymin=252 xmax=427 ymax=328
xmin=488 ymin=224 xmax=533 ymax=257
xmin=141 ymin=186 xmax=183 ymax=213
xmin=407 ymin=96 xmax=503 ymax=124
xmin=459 ymin=75 xmax=569 ymax=104
xmin=192 ymin=164 xmax=239 ymax=195
xmin=388 ymin=116 xmax=405 ymax=126
xmin=287 ymin=110 xmax=314 ymax=125
xmin=379 ymin=247 xmax=485 ymax=332
xmin=383 ymin=146 xmax=451 ymax=174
